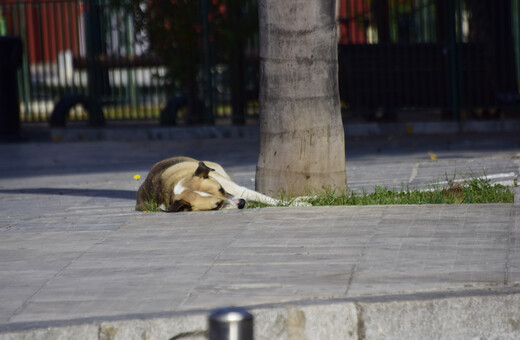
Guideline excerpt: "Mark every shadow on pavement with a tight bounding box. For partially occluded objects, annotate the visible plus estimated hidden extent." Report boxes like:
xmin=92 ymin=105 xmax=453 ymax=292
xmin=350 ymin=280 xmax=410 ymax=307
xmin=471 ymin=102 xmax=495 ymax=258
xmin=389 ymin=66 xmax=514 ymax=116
xmin=0 ymin=188 xmax=136 ymax=200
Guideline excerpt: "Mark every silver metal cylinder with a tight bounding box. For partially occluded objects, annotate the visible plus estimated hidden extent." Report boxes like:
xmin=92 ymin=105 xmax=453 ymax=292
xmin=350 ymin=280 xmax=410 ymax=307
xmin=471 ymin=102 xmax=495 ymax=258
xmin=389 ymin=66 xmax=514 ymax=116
xmin=208 ymin=307 xmax=253 ymax=340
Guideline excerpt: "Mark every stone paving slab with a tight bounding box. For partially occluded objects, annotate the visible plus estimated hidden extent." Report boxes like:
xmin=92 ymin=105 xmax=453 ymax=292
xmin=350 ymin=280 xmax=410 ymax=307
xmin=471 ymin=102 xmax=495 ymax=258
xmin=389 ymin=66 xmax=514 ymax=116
xmin=0 ymin=131 xmax=519 ymax=338
xmin=0 ymin=204 xmax=519 ymax=339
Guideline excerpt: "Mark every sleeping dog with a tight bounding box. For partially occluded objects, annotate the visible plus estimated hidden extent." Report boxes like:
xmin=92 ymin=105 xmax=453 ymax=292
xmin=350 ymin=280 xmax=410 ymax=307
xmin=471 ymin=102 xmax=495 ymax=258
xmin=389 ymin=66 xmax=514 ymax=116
xmin=136 ymin=156 xmax=279 ymax=212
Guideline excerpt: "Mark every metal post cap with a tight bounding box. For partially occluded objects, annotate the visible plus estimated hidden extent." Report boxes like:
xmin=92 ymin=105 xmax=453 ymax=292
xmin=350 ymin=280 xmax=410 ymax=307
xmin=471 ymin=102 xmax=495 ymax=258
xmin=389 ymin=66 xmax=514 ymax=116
xmin=209 ymin=307 xmax=253 ymax=340
xmin=210 ymin=307 xmax=252 ymax=321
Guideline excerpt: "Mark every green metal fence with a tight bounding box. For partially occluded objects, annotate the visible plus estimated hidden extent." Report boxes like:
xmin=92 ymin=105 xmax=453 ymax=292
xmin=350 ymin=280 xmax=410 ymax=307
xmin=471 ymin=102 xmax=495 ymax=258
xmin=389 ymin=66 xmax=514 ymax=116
xmin=338 ymin=0 xmax=520 ymax=121
xmin=0 ymin=0 xmax=259 ymax=125
xmin=2 ymin=0 xmax=519 ymax=125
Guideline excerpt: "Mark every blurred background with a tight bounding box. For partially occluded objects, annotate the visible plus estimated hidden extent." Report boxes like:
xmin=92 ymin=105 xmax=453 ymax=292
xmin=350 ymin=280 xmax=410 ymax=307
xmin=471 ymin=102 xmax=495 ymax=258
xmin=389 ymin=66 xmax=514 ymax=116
xmin=1 ymin=0 xmax=519 ymax=128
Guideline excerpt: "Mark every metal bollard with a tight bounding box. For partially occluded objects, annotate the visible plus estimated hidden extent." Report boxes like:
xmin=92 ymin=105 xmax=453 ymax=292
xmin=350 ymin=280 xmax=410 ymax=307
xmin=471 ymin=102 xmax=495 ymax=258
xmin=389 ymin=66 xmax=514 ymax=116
xmin=208 ymin=307 xmax=253 ymax=340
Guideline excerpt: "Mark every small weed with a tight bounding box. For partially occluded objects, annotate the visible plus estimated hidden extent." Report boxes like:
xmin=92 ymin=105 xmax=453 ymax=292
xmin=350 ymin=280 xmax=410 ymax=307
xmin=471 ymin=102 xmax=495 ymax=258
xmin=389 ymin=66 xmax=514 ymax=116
xmin=245 ymin=201 xmax=272 ymax=209
xmin=142 ymin=199 xmax=161 ymax=212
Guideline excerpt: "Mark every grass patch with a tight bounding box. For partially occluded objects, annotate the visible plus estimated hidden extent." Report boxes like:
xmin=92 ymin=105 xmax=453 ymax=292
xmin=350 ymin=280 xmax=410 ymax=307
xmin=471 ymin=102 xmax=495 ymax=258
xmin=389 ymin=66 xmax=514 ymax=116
xmin=247 ymin=176 xmax=515 ymax=208
xmin=245 ymin=200 xmax=274 ymax=209
xmin=304 ymin=179 xmax=513 ymax=206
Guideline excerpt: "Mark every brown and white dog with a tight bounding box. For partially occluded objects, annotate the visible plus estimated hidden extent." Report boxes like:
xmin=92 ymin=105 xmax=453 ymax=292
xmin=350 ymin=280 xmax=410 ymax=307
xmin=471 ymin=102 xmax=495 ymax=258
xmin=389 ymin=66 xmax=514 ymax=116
xmin=136 ymin=156 xmax=278 ymax=212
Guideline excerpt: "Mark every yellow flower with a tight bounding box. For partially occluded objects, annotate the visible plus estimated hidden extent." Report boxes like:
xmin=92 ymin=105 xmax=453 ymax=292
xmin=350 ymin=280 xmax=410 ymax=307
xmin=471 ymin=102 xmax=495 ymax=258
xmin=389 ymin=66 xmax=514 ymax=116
xmin=133 ymin=174 xmax=141 ymax=180
xmin=427 ymin=152 xmax=438 ymax=161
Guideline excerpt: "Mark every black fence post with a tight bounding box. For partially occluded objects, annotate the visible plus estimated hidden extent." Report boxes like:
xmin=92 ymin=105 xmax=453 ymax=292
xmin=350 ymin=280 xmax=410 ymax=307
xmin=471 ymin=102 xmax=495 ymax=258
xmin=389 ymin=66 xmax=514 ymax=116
xmin=447 ymin=0 xmax=461 ymax=125
xmin=84 ymin=0 xmax=105 ymax=126
xmin=0 ymin=36 xmax=23 ymax=141
xmin=200 ymin=0 xmax=215 ymax=125
xmin=230 ymin=2 xmax=246 ymax=126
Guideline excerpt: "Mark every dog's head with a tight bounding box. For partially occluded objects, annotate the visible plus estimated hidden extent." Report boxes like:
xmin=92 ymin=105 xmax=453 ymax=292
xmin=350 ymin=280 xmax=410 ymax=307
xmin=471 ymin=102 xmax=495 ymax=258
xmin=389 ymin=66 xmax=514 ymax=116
xmin=167 ymin=162 xmax=245 ymax=212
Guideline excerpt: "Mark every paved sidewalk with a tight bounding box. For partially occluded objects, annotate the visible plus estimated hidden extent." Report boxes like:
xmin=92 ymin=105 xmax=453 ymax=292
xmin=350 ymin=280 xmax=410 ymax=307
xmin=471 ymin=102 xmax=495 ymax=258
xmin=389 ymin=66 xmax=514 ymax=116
xmin=0 ymin=130 xmax=519 ymax=339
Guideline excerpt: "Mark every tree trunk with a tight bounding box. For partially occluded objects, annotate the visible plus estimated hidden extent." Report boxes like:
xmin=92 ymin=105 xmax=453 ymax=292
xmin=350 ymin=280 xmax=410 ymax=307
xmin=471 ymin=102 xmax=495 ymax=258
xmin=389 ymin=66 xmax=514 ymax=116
xmin=255 ymin=0 xmax=347 ymax=197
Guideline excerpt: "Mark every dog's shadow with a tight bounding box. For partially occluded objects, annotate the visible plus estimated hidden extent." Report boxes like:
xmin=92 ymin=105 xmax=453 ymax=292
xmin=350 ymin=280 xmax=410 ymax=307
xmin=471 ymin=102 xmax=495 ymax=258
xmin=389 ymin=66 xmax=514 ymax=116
xmin=0 ymin=188 xmax=135 ymax=200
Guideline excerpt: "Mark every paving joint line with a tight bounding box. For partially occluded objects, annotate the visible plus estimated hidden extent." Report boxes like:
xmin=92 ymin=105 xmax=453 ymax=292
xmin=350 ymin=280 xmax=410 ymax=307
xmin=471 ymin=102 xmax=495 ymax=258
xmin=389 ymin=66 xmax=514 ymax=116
xmin=344 ymin=206 xmax=386 ymax=296
xmin=178 ymin=211 xmax=258 ymax=308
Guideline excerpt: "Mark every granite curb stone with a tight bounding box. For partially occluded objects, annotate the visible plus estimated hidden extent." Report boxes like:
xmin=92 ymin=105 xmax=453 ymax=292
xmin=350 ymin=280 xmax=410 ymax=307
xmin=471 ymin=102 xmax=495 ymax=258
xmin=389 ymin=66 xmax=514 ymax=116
xmin=1 ymin=289 xmax=519 ymax=339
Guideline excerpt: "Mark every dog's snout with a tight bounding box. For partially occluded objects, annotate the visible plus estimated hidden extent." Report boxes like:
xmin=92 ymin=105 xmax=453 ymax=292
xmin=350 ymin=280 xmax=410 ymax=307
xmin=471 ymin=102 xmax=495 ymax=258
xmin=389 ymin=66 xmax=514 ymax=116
xmin=236 ymin=198 xmax=246 ymax=209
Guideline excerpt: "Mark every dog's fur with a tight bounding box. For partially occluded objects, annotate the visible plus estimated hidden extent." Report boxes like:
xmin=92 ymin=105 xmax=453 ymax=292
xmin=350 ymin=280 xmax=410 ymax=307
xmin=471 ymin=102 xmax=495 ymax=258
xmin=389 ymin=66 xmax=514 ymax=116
xmin=136 ymin=156 xmax=278 ymax=212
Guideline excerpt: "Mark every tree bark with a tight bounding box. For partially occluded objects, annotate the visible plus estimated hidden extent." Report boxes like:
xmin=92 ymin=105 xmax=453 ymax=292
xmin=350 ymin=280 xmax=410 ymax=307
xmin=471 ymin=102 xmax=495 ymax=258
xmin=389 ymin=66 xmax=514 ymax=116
xmin=255 ymin=0 xmax=347 ymax=197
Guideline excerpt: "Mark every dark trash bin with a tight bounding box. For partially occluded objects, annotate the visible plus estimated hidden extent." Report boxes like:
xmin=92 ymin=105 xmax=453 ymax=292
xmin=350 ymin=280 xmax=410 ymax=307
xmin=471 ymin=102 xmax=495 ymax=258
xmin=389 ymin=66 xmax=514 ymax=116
xmin=0 ymin=36 xmax=23 ymax=141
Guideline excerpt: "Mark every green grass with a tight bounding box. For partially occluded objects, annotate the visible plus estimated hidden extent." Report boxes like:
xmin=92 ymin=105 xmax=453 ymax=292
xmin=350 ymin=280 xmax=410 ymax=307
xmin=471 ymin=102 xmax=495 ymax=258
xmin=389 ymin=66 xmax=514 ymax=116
xmin=246 ymin=176 xmax=515 ymax=209
xmin=141 ymin=198 xmax=161 ymax=212
xmin=305 ymin=179 xmax=513 ymax=206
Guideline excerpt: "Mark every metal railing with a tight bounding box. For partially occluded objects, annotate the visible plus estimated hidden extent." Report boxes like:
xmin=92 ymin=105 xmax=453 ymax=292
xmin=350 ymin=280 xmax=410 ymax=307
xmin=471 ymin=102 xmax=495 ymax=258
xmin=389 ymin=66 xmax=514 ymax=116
xmin=1 ymin=0 xmax=519 ymax=125
xmin=0 ymin=0 xmax=259 ymax=125
xmin=337 ymin=0 xmax=520 ymax=121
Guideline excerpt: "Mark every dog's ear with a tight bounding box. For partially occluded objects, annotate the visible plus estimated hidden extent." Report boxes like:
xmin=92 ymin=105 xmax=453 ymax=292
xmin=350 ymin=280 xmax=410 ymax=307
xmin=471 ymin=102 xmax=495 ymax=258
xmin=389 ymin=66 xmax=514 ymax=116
xmin=168 ymin=199 xmax=192 ymax=212
xmin=194 ymin=161 xmax=214 ymax=179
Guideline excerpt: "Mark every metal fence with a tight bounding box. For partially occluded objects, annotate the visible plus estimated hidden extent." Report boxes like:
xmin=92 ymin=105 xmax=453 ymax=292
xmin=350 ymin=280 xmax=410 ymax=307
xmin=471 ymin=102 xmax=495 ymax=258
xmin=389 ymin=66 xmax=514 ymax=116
xmin=0 ymin=0 xmax=259 ymax=125
xmin=338 ymin=0 xmax=520 ymax=121
xmin=1 ymin=0 xmax=519 ymax=125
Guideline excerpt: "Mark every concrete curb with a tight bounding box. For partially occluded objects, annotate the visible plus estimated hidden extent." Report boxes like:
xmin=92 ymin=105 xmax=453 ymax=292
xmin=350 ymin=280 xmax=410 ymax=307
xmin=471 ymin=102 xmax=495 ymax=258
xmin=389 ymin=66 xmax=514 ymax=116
xmin=344 ymin=120 xmax=520 ymax=136
xmin=45 ymin=125 xmax=260 ymax=143
xmin=17 ymin=119 xmax=520 ymax=142
xmin=1 ymin=288 xmax=519 ymax=340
